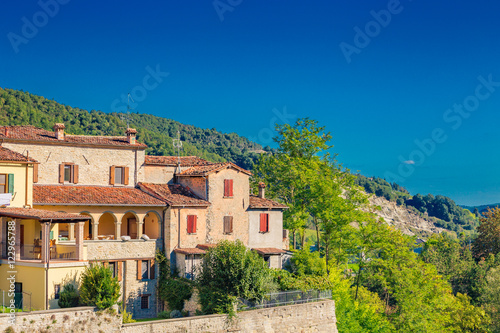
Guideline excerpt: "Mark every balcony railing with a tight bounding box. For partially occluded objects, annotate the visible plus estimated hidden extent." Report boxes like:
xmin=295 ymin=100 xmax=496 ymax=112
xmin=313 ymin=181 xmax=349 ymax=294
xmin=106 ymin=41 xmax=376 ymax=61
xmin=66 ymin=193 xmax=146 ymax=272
xmin=238 ymin=289 xmax=332 ymax=310
xmin=0 ymin=242 xmax=78 ymax=261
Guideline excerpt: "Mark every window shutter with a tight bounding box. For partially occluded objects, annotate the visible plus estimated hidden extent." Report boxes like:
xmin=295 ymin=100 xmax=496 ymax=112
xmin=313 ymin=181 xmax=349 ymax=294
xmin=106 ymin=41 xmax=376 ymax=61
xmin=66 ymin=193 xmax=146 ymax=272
xmin=187 ymin=215 xmax=192 ymax=234
xmin=117 ymin=261 xmax=123 ymax=282
xmin=265 ymin=214 xmax=269 ymax=232
xmin=59 ymin=164 xmax=64 ymax=184
xmin=224 ymin=216 xmax=233 ymax=234
xmin=110 ymin=166 xmax=115 ymax=185
xmin=33 ymin=164 xmax=39 ymax=183
xmin=224 ymin=179 xmax=229 ymax=197
xmin=230 ymin=216 xmax=233 ymax=233
xmin=124 ymin=167 xmax=130 ymax=185
xmin=260 ymin=213 xmax=268 ymax=232
xmin=7 ymin=174 xmax=14 ymax=194
xmin=193 ymin=215 xmax=197 ymax=233
xmin=137 ymin=260 xmax=142 ymax=280
xmin=72 ymin=165 xmax=79 ymax=184
xmin=229 ymin=179 xmax=233 ymax=197
xmin=150 ymin=259 xmax=155 ymax=279
xmin=103 ymin=261 xmax=109 ymax=268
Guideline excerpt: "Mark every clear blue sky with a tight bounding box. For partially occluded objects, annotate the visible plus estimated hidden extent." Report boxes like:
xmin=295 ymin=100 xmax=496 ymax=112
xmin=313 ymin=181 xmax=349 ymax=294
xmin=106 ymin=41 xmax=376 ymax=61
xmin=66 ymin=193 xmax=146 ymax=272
xmin=1 ymin=0 xmax=500 ymax=206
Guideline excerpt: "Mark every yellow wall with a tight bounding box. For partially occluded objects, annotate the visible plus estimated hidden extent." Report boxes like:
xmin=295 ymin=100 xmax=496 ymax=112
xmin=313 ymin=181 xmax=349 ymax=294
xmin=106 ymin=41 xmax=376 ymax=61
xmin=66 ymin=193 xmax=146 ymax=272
xmin=0 ymin=265 xmax=45 ymax=310
xmin=47 ymin=266 xmax=86 ymax=309
xmin=98 ymin=213 xmax=115 ymax=235
xmin=0 ymin=163 xmax=34 ymax=208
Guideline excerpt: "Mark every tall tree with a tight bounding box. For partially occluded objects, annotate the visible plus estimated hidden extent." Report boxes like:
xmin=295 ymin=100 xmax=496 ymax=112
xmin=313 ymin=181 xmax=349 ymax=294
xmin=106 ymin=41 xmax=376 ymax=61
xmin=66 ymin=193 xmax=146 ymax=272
xmin=473 ymin=207 xmax=500 ymax=259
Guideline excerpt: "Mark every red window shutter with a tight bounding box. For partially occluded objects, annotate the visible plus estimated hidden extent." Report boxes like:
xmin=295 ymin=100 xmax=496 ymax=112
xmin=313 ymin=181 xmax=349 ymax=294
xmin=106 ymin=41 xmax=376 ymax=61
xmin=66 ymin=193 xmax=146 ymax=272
xmin=33 ymin=163 xmax=39 ymax=183
xmin=124 ymin=167 xmax=130 ymax=185
xmin=117 ymin=261 xmax=123 ymax=282
xmin=72 ymin=165 xmax=79 ymax=184
xmin=260 ymin=213 xmax=266 ymax=232
xmin=59 ymin=164 xmax=64 ymax=183
xmin=150 ymin=259 xmax=155 ymax=279
xmin=193 ymin=215 xmax=197 ymax=233
xmin=110 ymin=166 xmax=115 ymax=185
xmin=137 ymin=260 xmax=142 ymax=280
xmin=224 ymin=179 xmax=229 ymax=197
xmin=229 ymin=179 xmax=233 ymax=197
xmin=265 ymin=214 xmax=269 ymax=232
xmin=187 ymin=215 xmax=196 ymax=234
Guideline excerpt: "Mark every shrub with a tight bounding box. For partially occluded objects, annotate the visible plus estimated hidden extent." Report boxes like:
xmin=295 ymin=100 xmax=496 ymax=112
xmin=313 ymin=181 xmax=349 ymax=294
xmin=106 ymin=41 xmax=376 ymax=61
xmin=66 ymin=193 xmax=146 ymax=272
xmin=157 ymin=310 xmax=170 ymax=319
xmin=58 ymin=283 xmax=80 ymax=308
xmin=158 ymin=277 xmax=194 ymax=311
xmin=79 ymin=263 xmax=120 ymax=309
xmin=170 ymin=309 xmax=182 ymax=318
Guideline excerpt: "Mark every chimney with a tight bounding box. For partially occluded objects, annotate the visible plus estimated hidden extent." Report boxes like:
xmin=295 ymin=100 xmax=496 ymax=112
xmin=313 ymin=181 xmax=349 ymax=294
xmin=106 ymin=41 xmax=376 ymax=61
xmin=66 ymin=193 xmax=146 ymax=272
xmin=53 ymin=123 xmax=65 ymax=140
xmin=126 ymin=128 xmax=137 ymax=144
xmin=258 ymin=182 xmax=266 ymax=199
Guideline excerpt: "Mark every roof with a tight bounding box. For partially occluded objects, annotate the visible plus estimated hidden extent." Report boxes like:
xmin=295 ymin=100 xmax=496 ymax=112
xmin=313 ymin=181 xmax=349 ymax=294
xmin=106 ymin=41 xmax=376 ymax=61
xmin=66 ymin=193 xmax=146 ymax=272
xmin=196 ymin=244 xmax=217 ymax=251
xmin=33 ymin=185 xmax=165 ymax=206
xmin=138 ymin=183 xmax=210 ymax=207
xmin=178 ymin=162 xmax=252 ymax=177
xmin=0 ymin=146 xmax=38 ymax=163
xmin=248 ymin=195 xmax=288 ymax=209
xmin=0 ymin=126 xmax=147 ymax=148
xmin=252 ymin=248 xmax=286 ymax=255
xmin=173 ymin=248 xmax=206 ymax=255
xmin=0 ymin=207 xmax=90 ymax=222
xmin=145 ymin=156 xmax=212 ymax=166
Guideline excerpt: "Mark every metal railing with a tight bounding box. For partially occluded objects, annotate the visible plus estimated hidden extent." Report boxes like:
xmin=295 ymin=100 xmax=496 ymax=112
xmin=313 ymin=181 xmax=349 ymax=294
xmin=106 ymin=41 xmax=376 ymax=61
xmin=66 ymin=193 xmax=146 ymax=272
xmin=238 ymin=289 xmax=332 ymax=310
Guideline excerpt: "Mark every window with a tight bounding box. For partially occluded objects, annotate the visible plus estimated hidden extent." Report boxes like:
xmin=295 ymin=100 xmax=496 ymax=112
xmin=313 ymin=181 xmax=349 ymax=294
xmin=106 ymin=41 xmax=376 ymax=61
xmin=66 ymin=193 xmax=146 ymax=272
xmin=0 ymin=174 xmax=7 ymax=193
xmin=109 ymin=262 xmax=117 ymax=278
xmin=105 ymin=261 xmax=122 ymax=281
xmin=54 ymin=284 xmax=61 ymax=299
xmin=223 ymin=216 xmax=233 ymax=234
xmin=59 ymin=164 xmax=78 ymax=184
xmin=137 ymin=259 xmax=155 ymax=280
xmin=110 ymin=166 xmax=129 ymax=185
xmin=187 ymin=215 xmax=197 ymax=234
xmin=260 ymin=213 xmax=269 ymax=233
xmin=141 ymin=295 xmax=149 ymax=309
xmin=224 ymin=179 xmax=233 ymax=197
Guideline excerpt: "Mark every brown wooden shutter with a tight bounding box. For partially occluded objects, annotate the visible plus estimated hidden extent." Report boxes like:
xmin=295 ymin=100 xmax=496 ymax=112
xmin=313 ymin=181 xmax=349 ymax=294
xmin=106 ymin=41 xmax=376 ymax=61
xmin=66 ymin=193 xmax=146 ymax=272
xmin=117 ymin=261 xmax=123 ymax=282
xmin=224 ymin=179 xmax=229 ymax=197
xmin=150 ymin=259 xmax=155 ymax=279
xmin=110 ymin=166 xmax=115 ymax=185
xmin=229 ymin=179 xmax=233 ymax=197
xmin=33 ymin=163 xmax=39 ymax=183
xmin=72 ymin=165 xmax=79 ymax=184
xmin=137 ymin=260 xmax=142 ymax=280
xmin=59 ymin=164 xmax=64 ymax=183
xmin=265 ymin=214 xmax=269 ymax=232
xmin=124 ymin=167 xmax=129 ymax=185
xmin=224 ymin=216 xmax=233 ymax=234
xmin=260 ymin=213 xmax=268 ymax=232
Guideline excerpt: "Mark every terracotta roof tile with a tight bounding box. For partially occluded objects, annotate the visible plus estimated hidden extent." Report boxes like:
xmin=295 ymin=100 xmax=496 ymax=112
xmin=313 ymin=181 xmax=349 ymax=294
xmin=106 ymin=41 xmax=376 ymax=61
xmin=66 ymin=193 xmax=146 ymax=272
xmin=33 ymin=185 xmax=165 ymax=206
xmin=0 ymin=207 xmax=90 ymax=221
xmin=145 ymin=156 xmax=212 ymax=166
xmin=196 ymin=244 xmax=217 ymax=250
xmin=138 ymin=183 xmax=210 ymax=207
xmin=174 ymin=248 xmax=206 ymax=255
xmin=0 ymin=146 xmax=38 ymax=163
xmin=0 ymin=126 xmax=147 ymax=148
xmin=248 ymin=195 xmax=288 ymax=209
xmin=178 ymin=162 xmax=252 ymax=177
xmin=252 ymin=248 xmax=286 ymax=255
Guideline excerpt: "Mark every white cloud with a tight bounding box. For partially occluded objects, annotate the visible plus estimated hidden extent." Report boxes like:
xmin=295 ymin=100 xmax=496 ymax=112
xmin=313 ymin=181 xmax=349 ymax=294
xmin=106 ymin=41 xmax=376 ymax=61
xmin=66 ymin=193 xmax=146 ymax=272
xmin=403 ymin=160 xmax=415 ymax=165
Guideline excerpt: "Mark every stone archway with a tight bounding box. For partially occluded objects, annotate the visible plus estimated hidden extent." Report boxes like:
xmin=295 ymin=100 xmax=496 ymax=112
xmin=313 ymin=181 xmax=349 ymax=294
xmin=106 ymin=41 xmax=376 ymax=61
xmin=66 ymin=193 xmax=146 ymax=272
xmin=143 ymin=211 xmax=161 ymax=239
xmin=98 ymin=212 xmax=117 ymax=240
xmin=121 ymin=211 xmax=139 ymax=239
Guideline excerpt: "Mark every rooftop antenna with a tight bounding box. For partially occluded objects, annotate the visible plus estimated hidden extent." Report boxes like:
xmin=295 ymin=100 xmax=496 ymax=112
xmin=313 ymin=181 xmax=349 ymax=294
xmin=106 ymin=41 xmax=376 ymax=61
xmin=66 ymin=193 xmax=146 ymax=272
xmin=120 ymin=93 xmax=134 ymax=128
xmin=172 ymin=130 xmax=183 ymax=173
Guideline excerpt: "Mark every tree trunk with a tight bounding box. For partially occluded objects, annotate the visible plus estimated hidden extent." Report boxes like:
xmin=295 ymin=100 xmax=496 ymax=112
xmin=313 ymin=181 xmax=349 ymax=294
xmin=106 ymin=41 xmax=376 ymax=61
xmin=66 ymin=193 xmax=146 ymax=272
xmin=292 ymin=229 xmax=296 ymax=250
xmin=301 ymin=229 xmax=306 ymax=249
xmin=314 ymin=217 xmax=320 ymax=253
xmin=325 ymin=243 xmax=330 ymax=276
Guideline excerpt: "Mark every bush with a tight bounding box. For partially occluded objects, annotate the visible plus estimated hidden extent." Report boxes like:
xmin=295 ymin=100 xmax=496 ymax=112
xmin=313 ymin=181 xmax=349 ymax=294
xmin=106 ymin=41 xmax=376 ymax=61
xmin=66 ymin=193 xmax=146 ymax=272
xmin=289 ymin=247 xmax=326 ymax=276
xmin=58 ymin=284 xmax=80 ymax=308
xmin=157 ymin=310 xmax=170 ymax=319
xmin=170 ymin=309 xmax=183 ymax=318
xmin=79 ymin=263 xmax=121 ymax=309
xmin=158 ymin=277 xmax=194 ymax=311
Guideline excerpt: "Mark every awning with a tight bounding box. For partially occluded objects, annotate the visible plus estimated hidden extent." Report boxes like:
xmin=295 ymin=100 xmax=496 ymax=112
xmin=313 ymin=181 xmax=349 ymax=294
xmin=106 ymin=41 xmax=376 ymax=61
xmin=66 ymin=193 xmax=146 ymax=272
xmin=174 ymin=248 xmax=206 ymax=255
xmin=0 ymin=207 xmax=91 ymax=222
xmin=252 ymin=248 xmax=286 ymax=255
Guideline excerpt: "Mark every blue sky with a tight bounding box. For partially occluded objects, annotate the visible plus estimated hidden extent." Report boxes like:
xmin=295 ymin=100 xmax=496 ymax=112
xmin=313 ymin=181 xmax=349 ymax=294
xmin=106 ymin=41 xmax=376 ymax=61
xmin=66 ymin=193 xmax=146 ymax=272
xmin=1 ymin=0 xmax=500 ymax=206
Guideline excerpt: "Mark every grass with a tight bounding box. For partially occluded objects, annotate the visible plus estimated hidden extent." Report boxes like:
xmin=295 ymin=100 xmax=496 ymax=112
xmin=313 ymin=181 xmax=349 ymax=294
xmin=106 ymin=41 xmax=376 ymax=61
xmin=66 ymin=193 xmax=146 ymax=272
xmin=134 ymin=317 xmax=166 ymax=322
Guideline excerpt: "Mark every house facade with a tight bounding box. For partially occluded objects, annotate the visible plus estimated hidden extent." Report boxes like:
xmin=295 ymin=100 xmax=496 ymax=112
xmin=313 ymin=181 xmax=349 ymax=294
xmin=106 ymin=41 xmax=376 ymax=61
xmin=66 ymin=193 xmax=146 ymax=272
xmin=0 ymin=124 xmax=287 ymax=317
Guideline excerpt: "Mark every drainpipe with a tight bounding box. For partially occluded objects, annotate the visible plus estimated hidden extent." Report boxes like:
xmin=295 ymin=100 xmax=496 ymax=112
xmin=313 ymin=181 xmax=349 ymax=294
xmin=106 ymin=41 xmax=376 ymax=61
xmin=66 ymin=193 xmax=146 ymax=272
xmin=45 ymin=219 xmax=52 ymax=310
xmin=177 ymin=208 xmax=181 ymax=249
xmin=25 ymin=151 xmax=29 ymax=207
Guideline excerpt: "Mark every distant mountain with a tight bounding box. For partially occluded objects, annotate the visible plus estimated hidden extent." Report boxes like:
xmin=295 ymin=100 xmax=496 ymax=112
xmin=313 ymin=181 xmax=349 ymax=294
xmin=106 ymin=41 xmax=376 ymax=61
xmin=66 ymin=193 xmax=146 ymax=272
xmin=462 ymin=203 xmax=500 ymax=215
xmin=0 ymin=87 xmax=268 ymax=170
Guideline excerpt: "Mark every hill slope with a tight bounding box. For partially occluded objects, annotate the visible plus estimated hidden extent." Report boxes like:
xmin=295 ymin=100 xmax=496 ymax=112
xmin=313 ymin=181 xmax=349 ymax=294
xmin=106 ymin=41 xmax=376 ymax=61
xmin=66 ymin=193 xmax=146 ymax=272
xmin=0 ymin=87 xmax=265 ymax=170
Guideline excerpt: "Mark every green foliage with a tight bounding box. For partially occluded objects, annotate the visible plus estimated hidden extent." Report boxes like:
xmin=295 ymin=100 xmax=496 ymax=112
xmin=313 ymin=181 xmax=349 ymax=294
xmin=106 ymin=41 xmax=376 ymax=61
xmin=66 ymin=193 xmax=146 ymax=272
xmin=170 ymin=309 xmax=183 ymax=318
xmin=474 ymin=208 xmax=500 ymax=259
xmin=0 ymin=87 xmax=263 ymax=170
xmin=157 ymin=310 xmax=170 ymax=319
xmin=79 ymin=263 xmax=121 ymax=309
xmin=120 ymin=304 xmax=136 ymax=324
xmin=289 ymin=247 xmax=326 ymax=276
xmin=58 ymin=283 xmax=80 ymax=308
xmin=196 ymin=240 xmax=276 ymax=314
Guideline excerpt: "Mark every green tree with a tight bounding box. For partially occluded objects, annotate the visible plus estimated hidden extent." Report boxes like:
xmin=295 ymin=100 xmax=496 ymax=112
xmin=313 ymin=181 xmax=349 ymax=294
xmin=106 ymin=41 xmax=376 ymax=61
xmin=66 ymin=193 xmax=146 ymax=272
xmin=474 ymin=208 xmax=500 ymax=259
xmin=79 ymin=263 xmax=121 ymax=309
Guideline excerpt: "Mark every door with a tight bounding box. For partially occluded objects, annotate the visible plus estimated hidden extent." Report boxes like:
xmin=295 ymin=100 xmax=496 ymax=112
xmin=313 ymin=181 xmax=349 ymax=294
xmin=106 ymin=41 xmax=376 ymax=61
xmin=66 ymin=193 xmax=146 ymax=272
xmin=14 ymin=282 xmax=22 ymax=309
xmin=128 ymin=218 xmax=137 ymax=239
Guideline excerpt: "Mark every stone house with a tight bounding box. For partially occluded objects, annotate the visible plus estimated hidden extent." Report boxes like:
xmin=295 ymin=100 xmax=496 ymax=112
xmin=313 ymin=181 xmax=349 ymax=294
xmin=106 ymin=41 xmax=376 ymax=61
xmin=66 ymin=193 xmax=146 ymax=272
xmin=0 ymin=124 xmax=287 ymax=318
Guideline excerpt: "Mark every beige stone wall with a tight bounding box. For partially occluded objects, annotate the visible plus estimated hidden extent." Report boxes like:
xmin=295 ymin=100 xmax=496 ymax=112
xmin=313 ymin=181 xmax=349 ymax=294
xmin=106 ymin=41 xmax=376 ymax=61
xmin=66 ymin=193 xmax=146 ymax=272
xmin=204 ymin=169 xmax=250 ymax=245
xmin=178 ymin=176 xmax=207 ymax=200
xmin=123 ymin=258 xmax=158 ymax=318
xmin=122 ymin=300 xmax=338 ymax=333
xmin=247 ymin=210 xmax=283 ymax=249
xmin=85 ymin=239 xmax=159 ymax=261
xmin=165 ymin=207 xmax=208 ymax=258
xmin=0 ymin=306 xmax=122 ymax=333
xmin=3 ymin=142 xmax=146 ymax=186
xmin=144 ymin=165 xmax=176 ymax=184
